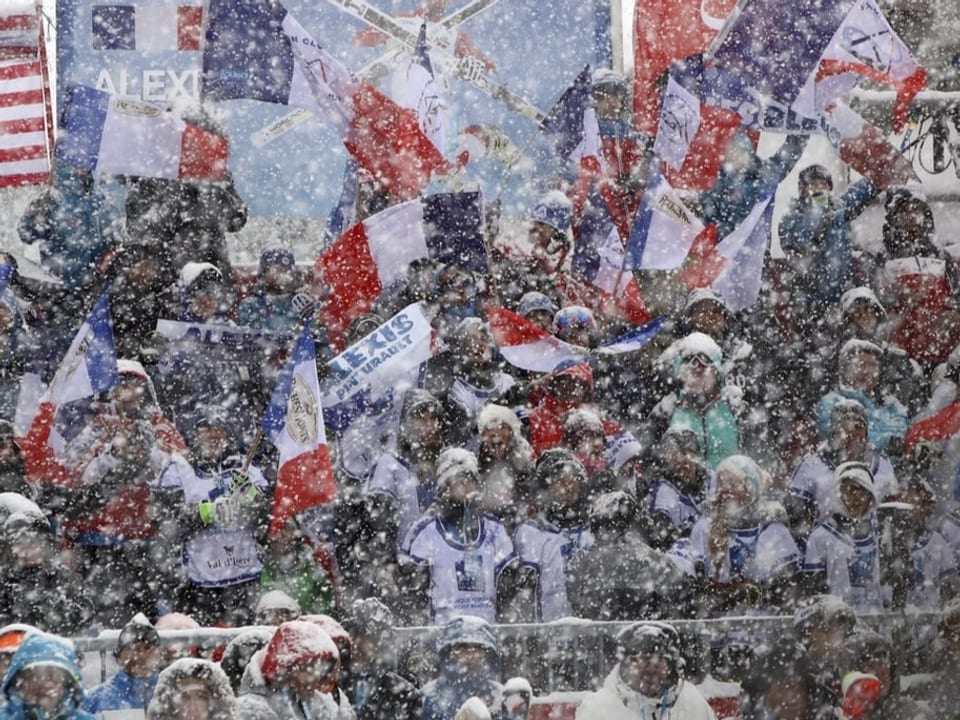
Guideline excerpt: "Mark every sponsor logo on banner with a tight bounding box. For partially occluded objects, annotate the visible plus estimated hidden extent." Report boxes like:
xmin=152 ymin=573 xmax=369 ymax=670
xmin=287 ymin=374 xmax=319 ymax=445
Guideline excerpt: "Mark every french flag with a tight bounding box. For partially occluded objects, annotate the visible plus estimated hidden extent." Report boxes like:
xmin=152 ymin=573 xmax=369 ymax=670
xmin=57 ymin=85 xmax=229 ymax=181
xmin=824 ymin=103 xmax=916 ymax=188
xmin=632 ymin=0 xmax=737 ymax=135
xmin=486 ymin=306 xmax=586 ymax=373
xmin=202 ymin=0 xmax=447 ymax=199
xmin=680 ymin=188 xmax=775 ymax=312
xmin=570 ymin=196 xmax=651 ymax=327
xmin=710 ymin=0 xmax=924 ymax=132
xmin=92 ymin=3 xmax=203 ymax=52
xmin=652 ymin=55 xmax=742 ymax=191
xmin=19 ymin=293 xmax=118 ymax=481
xmin=263 ymin=321 xmax=337 ymax=538
xmin=316 ymin=191 xmax=487 ymax=349
xmin=625 ymin=166 xmax=705 ymax=270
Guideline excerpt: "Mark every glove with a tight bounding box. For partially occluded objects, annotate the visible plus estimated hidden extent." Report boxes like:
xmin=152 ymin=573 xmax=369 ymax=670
xmin=198 ymin=495 xmax=236 ymax=527
xmin=291 ymin=293 xmax=318 ymax=321
xmin=230 ymin=471 xmax=262 ymax=506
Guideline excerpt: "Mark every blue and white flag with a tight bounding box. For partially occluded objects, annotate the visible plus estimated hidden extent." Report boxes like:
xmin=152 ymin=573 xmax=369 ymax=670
xmin=595 ymin=317 xmax=665 ymax=355
xmin=45 ymin=293 xmax=118 ymax=405
xmin=391 ymin=23 xmax=447 ymax=155
xmin=710 ymin=189 xmax=776 ymax=313
xmin=540 ymin=65 xmax=599 ymax=164
xmin=626 ymin=167 xmax=705 ymax=271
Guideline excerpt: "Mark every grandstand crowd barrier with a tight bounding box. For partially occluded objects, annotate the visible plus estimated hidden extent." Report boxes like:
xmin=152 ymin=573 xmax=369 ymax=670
xmin=72 ymin=612 xmax=942 ymax=718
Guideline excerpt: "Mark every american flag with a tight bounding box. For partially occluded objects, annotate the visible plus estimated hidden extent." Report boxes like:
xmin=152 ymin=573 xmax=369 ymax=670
xmin=0 ymin=1 xmax=52 ymax=188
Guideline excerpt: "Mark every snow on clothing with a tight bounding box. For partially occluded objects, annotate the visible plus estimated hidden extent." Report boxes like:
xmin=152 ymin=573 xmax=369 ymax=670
xmin=645 ymin=479 xmax=703 ymax=541
xmin=787 ymin=444 xmax=898 ymax=520
xmin=907 ymin=528 xmax=958 ymax=611
xmin=527 ymin=363 xmax=619 ymax=458
xmin=678 ymin=517 xmax=800 ymax=585
xmin=0 ymin=551 xmax=94 ymax=636
xmin=574 ymin=665 xmax=715 ymax=720
xmin=421 ymin=617 xmax=503 ymax=720
xmin=778 ymin=179 xmax=879 ymax=307
xmin=237 ymin=292 xmax=302 ymax=333
xmin=146 ymin=658 xmax=238 ymax=720
xmin=816 ymin=387 xmax=908 ymax=455
xmin=238 ymin=623 xmax=354 ymax=720
xmin=366 ymin=451 xmax=434 ymax=548
xmin=802 ymin=520 xmax=884 ymax=611
xmin=84 ymin=668 xmax=158 ymax=715
xmin=0 ymin=633 xmax=95 ymax=720
xmin=513 ymin=518 xmax=593 ymax=621
xmin=154 ymin=454 xmax=269 ymax=587
xmin=400 ymin=512 xmax=518 ymax=624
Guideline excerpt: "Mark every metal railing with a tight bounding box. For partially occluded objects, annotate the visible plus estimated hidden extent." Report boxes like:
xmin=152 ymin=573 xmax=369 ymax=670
xmin=72 ymin=611 xmax=943 ymax=691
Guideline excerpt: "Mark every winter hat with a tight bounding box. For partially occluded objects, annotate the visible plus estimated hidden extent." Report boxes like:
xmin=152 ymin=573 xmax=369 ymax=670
xmin=436 ymin=448 xmax=480 ymax=489
xmin=841 ymin=672 xmax=883 ymax=720
xmin=604 ymin=432 xmax=643 ymax=472
xmin=455 ymin=698 xmax=492 ymax=720
xmin=839 ymin=338 xmax=883 ymax=365
xmin=830 ymin=399 xmax=868 ymax=429
xmin=683 ymin=288 xmax=732 ymax=318
xmin=3 ymin=510 xmax=52 ymax=544
xmin=116 ymin=613 xmax=160 ymax=657
xmin=219 ymin=628 xmax=272 ymax=693
xmin=344 ymin=598 xmax=395 ymax=643
xmin=531 ymin=190 xmax=572 ymax=234
xmin=535 ymin=447 xmax=587 ymax=489
xmin=588 ymin=491 xmax=639 ymax=535
xmin=793 ymin=594 xmax=856 ymax=638
xmin=713 ymin=455 xmax=766 ymax=513
xmin=501 ymin=677 xmax=533 ymax=719
xmin=436 ymin=615 xmax=498 ymax=657
xmin=477 ymin=404 xmax=522 ymax=437
xmin=254 ymin=590 xmax=301 ymax=621
xmin=553 ymin=305 xmax=596 ymax=335
xmin=300 ymin=615 xmax=352 ymax=653
xmin=562 ymin=408 xmax=604 ymax=437
xmin=616 ymin=622 xmax=683 ymax=680
xmin=840 ymin=287 xmax=886 ymax=319
xmin=660 ymin=425 xmax=702 ymax=455
xmin=672 ymin=332 xmax=723 ymax=378
xmin=0 ymin=624 xmax=34 ymax=655
xmin=591 ymin=68 xmax=627 ymax=92
xmin=258 ymin=245 xmax=295 ymax=275
xmin=835 ymin=462 xmax=877 ymax=499
xmin=798 ymin=164 xmax=834 ymax=193
xmin=179 ymin=262 xmax=223 ymax=293
xmin=517 ymin=291 xmax=558 ymax=319
xmin=0 ymin=494 xmax=41 ymax=527
xmin=260 ymin=621 xmax=339 ymax=686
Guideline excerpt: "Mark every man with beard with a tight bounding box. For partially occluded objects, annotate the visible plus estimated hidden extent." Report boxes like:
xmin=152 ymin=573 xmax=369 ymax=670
xmin=422 ymin=616 xmax=503 ymax=720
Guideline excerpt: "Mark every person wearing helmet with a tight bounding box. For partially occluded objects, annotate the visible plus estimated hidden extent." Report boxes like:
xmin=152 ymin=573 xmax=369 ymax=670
xmin=422 ymin=616 xmax=503 ymax=720
xmin=801 ymin=463 xmax=884 ymax=610
xmin=567 ymin=491 xmax=690 ymax=621
xmin=0 ymin=632 xmax=96 ymax=720
xmin=576 ymin=621 xmax=714 ymax=720
xmin=341 ymin=598 xmax=421 ymax=720
xmin=398 ymin=448 xmax=520 ymax=625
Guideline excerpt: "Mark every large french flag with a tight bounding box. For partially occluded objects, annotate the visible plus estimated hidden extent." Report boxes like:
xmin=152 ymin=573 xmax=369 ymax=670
xmin=202 ymin=0 xmax=447 ymax=199
xmin=317 ymin=191 xmax=487 ymax=348
xmin=680 ymin=188 xmax=776 ymax=312
xmin=57 ymin=85 xmax=229 ymax=181
xmin=625 ymin=166 xmax=705 ymax=270
xmin=710 ymin=0 xmax=924 ymax=132
xmin=263 ymin=322 xmax=337 ymax=538
xmin=20 ymin=293 xmax=118 ymax=481
xmin=632 ymin=0 xmax=737 ymax=135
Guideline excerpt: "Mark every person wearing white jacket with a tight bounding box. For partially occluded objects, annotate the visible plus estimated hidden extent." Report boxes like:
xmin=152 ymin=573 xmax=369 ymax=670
xmin=575 ymin=622 xmax=715 ymax=720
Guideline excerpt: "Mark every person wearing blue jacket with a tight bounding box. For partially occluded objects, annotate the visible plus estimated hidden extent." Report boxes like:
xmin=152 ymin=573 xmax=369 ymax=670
xmin=0 ymin=632 xmax=95 ymax=720
xmin=422 ymin=616 xmax=503 ymax=720
xmin=84 ymin=615 xmax=161 ymax=715
xmin=779 ymin=165 xmax=880 ymax=314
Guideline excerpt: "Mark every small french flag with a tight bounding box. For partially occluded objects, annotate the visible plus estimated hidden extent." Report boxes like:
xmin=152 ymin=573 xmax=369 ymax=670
xmin=92 ymin=4 xmax=203 ymax=52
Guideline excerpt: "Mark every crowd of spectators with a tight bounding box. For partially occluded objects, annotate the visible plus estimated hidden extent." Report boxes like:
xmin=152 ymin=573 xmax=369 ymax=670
xmin=0 ymin=66 xmax=958 ymax=719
